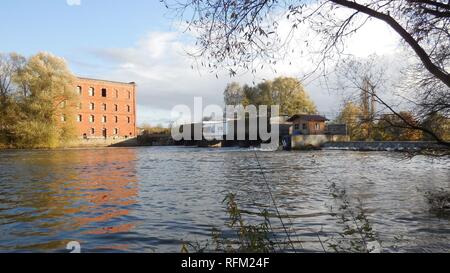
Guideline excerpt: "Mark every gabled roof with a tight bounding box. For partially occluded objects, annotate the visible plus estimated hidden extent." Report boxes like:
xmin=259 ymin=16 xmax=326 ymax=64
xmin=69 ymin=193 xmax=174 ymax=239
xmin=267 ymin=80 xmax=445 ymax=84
xmin=287 ymin=114 xmax=329 ymax=122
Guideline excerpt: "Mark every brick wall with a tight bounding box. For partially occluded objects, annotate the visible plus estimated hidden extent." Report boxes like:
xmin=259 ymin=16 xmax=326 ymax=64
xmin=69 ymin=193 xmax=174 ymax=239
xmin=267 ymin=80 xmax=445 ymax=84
xmin=74 ymin=77 xmax=137 ymax=139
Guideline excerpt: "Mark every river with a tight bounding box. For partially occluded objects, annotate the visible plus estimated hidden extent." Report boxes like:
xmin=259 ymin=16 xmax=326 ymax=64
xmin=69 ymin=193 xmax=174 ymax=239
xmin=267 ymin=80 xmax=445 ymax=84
xmin=0 ymin=147 xmax=448 ymax=253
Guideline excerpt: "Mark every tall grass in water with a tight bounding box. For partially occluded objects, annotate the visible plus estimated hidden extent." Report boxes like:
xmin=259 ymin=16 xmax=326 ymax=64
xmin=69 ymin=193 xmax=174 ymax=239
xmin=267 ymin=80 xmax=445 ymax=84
xmin=424 ymin=188 xmax=450 ymax=218
xmin=326 ymin=182 xmax=380 ymax=253
xmin=182 ymin=153 xmax=383 ymax=253
xmin=182 ymin=193 xmax=276 ymax=253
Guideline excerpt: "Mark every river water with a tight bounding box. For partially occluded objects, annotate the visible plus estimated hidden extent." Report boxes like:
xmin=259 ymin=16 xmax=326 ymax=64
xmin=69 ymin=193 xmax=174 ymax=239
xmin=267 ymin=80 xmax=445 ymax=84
xmin=0 ymin=147 xmax=448 ymax=253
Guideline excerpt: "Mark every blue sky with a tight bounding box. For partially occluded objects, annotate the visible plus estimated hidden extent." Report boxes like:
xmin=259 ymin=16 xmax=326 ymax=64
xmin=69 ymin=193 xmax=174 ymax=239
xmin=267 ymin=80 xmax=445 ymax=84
xmin=1 ymin=0 xmax=402 ymax=125
xmin=1 ymin=0 xmax=169 ymax=55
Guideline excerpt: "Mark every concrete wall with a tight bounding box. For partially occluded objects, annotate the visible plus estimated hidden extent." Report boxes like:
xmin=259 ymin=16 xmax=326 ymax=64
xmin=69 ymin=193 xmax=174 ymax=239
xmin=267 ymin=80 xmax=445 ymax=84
xmin=65 ymin=137 xmax=138 ymax=148
xmin=327 ymin=135 xmax=351 ymax=142
xmin=292 ymin=134 xmax=350 ymax=149
xmin=292 ymin=135 xmax=328 ymax=149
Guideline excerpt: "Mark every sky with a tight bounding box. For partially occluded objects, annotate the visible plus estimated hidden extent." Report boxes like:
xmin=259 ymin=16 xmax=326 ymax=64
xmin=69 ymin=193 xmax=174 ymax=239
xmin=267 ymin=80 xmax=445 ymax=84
xmin=0 ymin=0 xmax=403 ymax=126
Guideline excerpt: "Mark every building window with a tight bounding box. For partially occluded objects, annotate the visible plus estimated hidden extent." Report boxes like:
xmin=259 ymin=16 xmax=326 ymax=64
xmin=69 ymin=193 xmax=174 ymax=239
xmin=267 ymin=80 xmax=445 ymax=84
xmin=77 ymin=102 xmax=82 ymax=110
xmin=90 ymin=103 xmax=95 ymax=110
xmin=88 ymin=87 xmax=95 ymax=97
xmin=115 ymin=90 xmax=119 ymax=98
xmin=102 ymin=103 xmax=107 ymax=111
xmin=91 ymin=128 xmax=95 ymax=135
xmin=315 ymin=123 xmax=320 ymax=130
xmin=115 ymin=116 xmax=118 ymax=123
xmin=61 ymin=115 xmax=66 ymax=122
xmin=127 ymin=105 xmax=131 ymax=112
xmin=302 ymin=123 xmax=307 ymax=130
xmin=77 ymin=86 xmax=82 ymax=95
xmin=128 ymin=91 xmax=131 ymax=99
xmin=127 ymin=116 xmax=131 ymax=124
xmin=89 ymin=115 xmax=95 ymax=123
xmin=294 ymin=124 xmax=300 ymax=130
xmin=77 ymin=115 xmax=82 ymax=122
xmin=114 ymin=128 xmax=119 ymax=135
xmin=102 ymin=116 xmax=107 ymax=123
xmin=102 ymin=88 xmax=107 ymax=97
xmin=114 ymin=104 xmax=118 ymax=111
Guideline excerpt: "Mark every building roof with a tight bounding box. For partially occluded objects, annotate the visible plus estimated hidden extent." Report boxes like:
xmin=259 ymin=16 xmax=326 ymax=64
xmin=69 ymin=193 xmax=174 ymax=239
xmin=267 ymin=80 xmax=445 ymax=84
xmin=76 ymin=76 xmax=136 ymax=86
xmin=287 ymin=114 xmax=329 ymax=122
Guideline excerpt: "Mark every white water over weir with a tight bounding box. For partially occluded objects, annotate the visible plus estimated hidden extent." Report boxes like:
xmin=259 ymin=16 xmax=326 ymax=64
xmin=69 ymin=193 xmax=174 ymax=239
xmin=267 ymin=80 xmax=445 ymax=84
xmin=323 ymin=141 xmax=447 ymax=151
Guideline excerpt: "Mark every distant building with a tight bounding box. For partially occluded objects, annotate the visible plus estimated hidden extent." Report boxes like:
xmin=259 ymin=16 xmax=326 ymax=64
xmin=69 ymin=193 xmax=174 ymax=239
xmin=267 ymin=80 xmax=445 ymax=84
xmin=74 ymin=77 xmax=137 ymax=139
xmin=326 ymin=124 xmax=348 ymax=136
xmin=288 ymin=114 xmax=329 ymax=135
xmin=203 ymin=120 xmax=225 ymax=140
xmin=286 ymin=114 xmax=350 ymax=149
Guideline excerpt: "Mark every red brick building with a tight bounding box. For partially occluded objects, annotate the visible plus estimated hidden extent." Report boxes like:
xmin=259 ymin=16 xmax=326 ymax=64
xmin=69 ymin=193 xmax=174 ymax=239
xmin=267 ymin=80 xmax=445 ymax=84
xmin=74 ymin=77 xmax=137 ymax=139
xmin=288 ymin=114 xmax=328 ymax=135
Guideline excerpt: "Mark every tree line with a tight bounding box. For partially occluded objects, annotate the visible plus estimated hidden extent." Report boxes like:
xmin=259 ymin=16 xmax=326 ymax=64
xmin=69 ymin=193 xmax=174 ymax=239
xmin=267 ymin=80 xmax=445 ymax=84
xmin=336 ymin=101 xmax=449 ymax=142
xmin=334 ymin=55 xmax=449 ymax=142
xmin=0 ymin=52 xmax=78 ymax=148
xmin=223 ymin=76 xmax=449 ymax=142
xmin=223 ymin=77 xmax=317 ymax=116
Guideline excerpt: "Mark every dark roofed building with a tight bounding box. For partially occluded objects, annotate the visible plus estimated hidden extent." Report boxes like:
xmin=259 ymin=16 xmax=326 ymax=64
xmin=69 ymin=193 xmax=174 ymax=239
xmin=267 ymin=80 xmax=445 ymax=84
xmin=288 ymin=114 xmax=329 ymax=135
xmin=287 ymin=114 xmax=329 ymax=123
xmin=326 ymin=124 xmax=348 ymax=136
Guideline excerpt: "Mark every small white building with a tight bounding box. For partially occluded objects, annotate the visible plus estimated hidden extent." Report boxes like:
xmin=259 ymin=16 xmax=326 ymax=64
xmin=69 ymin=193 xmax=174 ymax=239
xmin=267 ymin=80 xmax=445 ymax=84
xmin=202 ymin=120 xmax=225 ymax=140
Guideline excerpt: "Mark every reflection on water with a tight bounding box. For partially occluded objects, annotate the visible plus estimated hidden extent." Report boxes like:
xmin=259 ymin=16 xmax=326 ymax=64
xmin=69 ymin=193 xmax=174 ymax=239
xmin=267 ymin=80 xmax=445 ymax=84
xmin=0 ymin=147 xmax=449 ymax=253
xmin=0 ymin=149 xmax=138 ymax=252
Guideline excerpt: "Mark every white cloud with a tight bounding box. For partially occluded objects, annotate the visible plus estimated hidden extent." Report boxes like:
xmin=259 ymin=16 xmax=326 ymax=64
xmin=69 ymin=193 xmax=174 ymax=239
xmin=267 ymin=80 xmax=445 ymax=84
xmin=78 ymin=11 xmax=405 ymax=126
xmin=66 ymin=0 xmax=81 ymax=6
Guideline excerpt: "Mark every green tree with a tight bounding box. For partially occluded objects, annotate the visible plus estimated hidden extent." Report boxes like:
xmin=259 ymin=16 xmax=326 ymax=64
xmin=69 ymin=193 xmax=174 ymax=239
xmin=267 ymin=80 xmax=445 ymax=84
xmin=6 ymin=52 xmax=78 ymax=148
xmin=336 ymin=102 xmax=363 ymax=141
xmin=375 ymin=112 xmax=423 ymax=141
xmin=271 ymin=77 xmax=317 ymax=116
xmin=225 ymin=77 xmax=317 ymax=116
xmin=0 ymin=53 xmax=26 ymax=147
xmin=224 ymin=82 xmax=244 ymax=106
xmin=421 ymin=113 xmax=450 ymax=142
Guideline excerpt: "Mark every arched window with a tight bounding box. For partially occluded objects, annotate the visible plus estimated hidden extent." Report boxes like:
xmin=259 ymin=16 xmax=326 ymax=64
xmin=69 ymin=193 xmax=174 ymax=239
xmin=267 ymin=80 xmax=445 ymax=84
xmin=88 ymin=87 xmax=95 ymax=97
xmin=102 ymin=103 xmax=107 ymax=111
xmin=115 ymin=116 xmax=118 ymax=123
xmin=90 ymin=103 xmax=95 ymax=110
xmin=127 ymin=105 xmax=131 ymax=112
xmin=89 ymin=115 xmax=95 ymax=123
xmin=77 ymin=115 xmax=82 ymax=122
xmin=102 ymin=116 xmax=107 ymax=123
xmin=76 ymin=86 xmax=82 ymax=95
